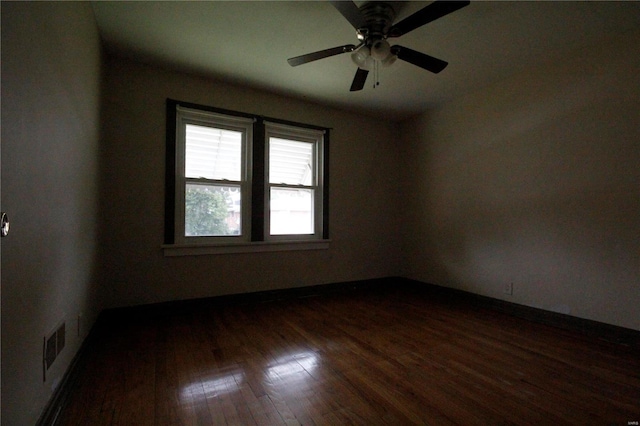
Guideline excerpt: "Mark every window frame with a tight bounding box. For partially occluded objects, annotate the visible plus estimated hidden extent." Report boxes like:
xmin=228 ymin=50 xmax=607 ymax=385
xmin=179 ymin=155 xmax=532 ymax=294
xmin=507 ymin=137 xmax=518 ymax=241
xmin=174 ymin=106 xmax=253 ymax=245
xmin=264 ymin=122 xmax=325 ymax=242
xmin=164 ymin=99 xmax=330 ymax=255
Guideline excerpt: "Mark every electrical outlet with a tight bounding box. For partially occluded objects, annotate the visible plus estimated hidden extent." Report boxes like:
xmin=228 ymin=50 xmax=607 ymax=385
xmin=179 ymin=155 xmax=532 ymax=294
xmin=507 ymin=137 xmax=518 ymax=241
xmin=504 ymin=282 xmax=513 ymax=295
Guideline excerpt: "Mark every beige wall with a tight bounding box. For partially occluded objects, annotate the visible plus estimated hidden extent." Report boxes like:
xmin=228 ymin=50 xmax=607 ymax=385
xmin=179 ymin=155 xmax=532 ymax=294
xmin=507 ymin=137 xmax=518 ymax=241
xmin=401 ymin=29 xmax=640 ymax=331
xmin=2 ymin=3 xmax=638 ymax=423
xmin=98 ymin=56 xmax=404 ymax=309
xmin=1 ymin=2 xmax=103 ymax=425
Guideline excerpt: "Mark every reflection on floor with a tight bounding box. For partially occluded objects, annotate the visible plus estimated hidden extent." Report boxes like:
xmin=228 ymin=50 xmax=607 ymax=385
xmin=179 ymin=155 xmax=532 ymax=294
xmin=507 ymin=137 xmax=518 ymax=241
xmin=57 ymin=284 xmax=640 ymax=425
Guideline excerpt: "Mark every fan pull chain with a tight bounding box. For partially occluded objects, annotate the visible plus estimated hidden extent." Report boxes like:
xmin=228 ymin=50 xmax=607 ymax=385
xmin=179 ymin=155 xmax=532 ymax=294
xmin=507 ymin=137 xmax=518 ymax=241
xmin=374 ymin=60 xmax=380 ymax=89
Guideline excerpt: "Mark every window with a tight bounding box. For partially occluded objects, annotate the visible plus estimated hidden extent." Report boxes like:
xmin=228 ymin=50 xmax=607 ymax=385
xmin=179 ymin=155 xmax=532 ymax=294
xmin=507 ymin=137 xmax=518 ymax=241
xmin=176 ymin=109 xmax=252 ymax=244
xmin=266 ymin=123 xmax=324 ymax=240
xmin=165 ymin=100 xmax=329 ymax=255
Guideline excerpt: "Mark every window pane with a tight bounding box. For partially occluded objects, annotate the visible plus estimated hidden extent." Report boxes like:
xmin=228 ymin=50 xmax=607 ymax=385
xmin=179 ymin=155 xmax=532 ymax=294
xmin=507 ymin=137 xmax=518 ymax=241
xmin=269 ymin=138 xmax=313 ymax=185
xmin=185 ymin=124 xmax=242 ymax=181
xmin=185 ymin=184 xmax=241 ymax=236
xmin=270 ymin=188 xmax=313 ymax=235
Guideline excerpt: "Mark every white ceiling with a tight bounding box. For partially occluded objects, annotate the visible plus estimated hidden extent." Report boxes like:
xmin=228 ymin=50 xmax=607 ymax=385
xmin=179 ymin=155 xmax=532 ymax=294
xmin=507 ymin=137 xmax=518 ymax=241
xmin=91 ymin=1 xmax=640 ymax=120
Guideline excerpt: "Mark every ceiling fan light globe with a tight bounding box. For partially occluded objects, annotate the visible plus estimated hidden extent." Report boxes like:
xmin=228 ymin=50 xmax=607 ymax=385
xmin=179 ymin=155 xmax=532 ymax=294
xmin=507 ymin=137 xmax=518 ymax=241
xmin=362 ymin=56 xmax=375 ymax=71
xmin=350 ymin=46 xmax=370 ymax=67
xmin=381 ymin=54 xmax=397 ymax=68
xmin=370 ymin=39 xmax=391 ymax=61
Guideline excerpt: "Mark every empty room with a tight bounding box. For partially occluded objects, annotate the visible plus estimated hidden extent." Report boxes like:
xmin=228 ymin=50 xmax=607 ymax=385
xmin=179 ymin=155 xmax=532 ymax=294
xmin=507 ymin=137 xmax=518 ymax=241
xmin=1 ymin=1 xmax=639 ymax=425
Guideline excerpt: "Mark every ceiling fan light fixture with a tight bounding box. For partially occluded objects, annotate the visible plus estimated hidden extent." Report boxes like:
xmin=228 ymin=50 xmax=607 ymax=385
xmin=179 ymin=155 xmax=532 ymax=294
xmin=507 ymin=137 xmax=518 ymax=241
xmin=351 ymin=45 xmax=370 ymax=67
xmin=381 ymin=53 xmax=397 ymax=68
xmin=370 ymin=39 xmax=391 ymax=61
xmin=363 ymin=56 xmax=375 ymax=71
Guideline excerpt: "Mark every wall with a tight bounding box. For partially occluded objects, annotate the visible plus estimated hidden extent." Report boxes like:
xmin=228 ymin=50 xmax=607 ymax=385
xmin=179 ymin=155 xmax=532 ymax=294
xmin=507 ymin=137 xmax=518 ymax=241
xmin=99 ymin=56 xmax=403 ymax=309
xmin=401 ymin=29 xmax=640 ymax=331
xmin=1 ymin=2 xmax=103 ymax=425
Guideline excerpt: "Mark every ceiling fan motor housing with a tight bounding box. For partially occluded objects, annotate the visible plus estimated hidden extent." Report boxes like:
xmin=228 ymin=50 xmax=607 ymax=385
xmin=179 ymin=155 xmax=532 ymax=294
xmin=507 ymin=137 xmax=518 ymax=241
xmin=357 ymin=2 xmax=396 ymax=44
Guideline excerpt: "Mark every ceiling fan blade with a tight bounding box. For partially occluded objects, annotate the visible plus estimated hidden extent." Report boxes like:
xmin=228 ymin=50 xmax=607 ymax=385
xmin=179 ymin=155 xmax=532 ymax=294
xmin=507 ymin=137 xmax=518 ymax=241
xmin=392 ymin=45 xmax=448 ymax=73
xmin=389 ymin=0 xmax=470 ymax=37
xmin=288 ymin=44 xmax=356 ymax=67
xmin=350 ymin=68 xmax=369 ymax=91
xmin=330 ymin=1 xmax=365 ymax=30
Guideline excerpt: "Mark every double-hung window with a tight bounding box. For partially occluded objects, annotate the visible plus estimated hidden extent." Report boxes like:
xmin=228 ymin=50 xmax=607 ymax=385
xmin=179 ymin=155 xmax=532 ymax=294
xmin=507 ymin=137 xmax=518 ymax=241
xmin=176 ymin=107 xmax=252 ymax=244
xmin=165 ymin=99 xmax=329 ymax=255
xmin=265 ymin=123 xmax=324 ymax=240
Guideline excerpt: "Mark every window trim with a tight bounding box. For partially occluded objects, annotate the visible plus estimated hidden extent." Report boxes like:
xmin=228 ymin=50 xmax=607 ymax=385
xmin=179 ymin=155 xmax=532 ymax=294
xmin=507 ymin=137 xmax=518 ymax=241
xmin=164 ymin=99 xmax=330 ymax=255
xmin=162 ymin=239 xmax=331 ymax=256
xmin=175 ymin=106 xmax=253 ymax=245
xmin=264 ymin=121 xmax=325 ymax=242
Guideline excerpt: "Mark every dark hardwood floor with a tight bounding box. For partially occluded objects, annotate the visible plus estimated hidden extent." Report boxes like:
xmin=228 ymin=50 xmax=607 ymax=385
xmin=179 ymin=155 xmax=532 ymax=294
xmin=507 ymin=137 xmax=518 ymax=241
xmin=57 ymin=284 xmax=640 ymax=425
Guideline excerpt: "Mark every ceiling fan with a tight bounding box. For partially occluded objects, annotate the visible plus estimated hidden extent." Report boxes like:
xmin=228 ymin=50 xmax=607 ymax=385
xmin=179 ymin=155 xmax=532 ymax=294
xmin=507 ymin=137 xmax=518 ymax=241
xmin=287 ymin=1 xmax=470 ymax=91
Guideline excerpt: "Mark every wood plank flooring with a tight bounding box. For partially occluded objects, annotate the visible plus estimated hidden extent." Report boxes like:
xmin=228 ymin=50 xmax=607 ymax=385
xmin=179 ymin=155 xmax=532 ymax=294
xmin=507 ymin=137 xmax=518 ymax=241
xmin=57 ymin=285 xmax=640 ymax=425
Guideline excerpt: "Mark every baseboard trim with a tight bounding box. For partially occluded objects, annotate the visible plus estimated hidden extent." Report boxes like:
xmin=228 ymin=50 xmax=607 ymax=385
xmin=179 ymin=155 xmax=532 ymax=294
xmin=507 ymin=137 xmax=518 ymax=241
xmin=37 ymin=276 xmax=639 ymax=424
xmin=100 ymin=277 xmax=397 ymax=323
xmin=102 ymin=276 xmax=639 ymax=347
xmin=405 ymin=279 xmax=640 ymax=348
